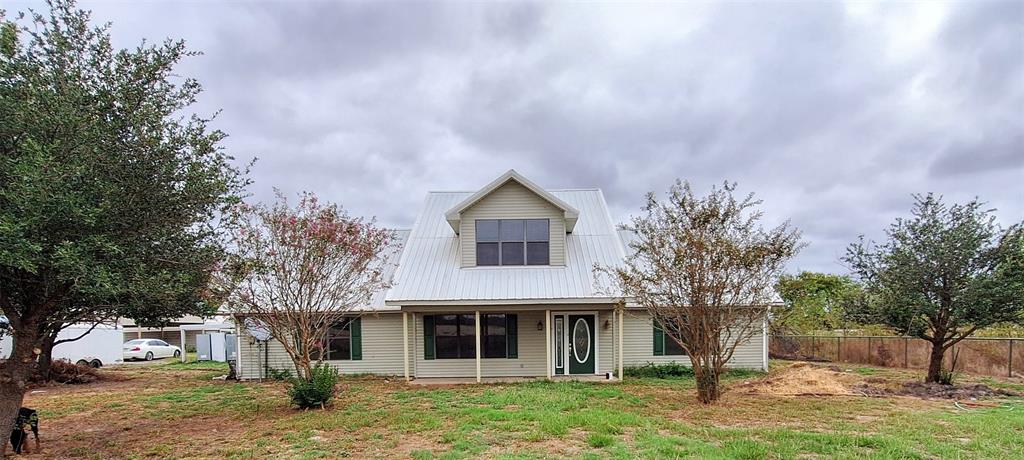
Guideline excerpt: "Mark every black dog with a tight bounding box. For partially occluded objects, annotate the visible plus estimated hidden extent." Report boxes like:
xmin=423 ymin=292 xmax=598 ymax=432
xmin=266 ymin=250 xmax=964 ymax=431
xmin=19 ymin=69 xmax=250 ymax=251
xmin=10 ymin=407 xmax=39 ymax=454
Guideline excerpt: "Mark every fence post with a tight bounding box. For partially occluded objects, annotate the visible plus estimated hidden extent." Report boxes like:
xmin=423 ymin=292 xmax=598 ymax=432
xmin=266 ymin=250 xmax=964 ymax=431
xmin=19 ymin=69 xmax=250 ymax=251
xmin=811 ymin=335 xmax=816 ymax=360
xmin=868 ymin=336 xmax=872 ymax=365
xmin=1010 ymin=339 xmax=1014 ymax=378
xmin=837 ymin=336 xmax=841 ymax=362
xmin=904 ymin=337 xmax=909 ymax=368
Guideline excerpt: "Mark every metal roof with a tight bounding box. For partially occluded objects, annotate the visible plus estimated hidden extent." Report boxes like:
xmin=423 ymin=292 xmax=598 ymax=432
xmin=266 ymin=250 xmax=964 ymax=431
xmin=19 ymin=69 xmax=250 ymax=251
xmin=385 ymin=189 xmax=627 ymax=305
xmin=361 ymin=229 xmax=411 ymax=312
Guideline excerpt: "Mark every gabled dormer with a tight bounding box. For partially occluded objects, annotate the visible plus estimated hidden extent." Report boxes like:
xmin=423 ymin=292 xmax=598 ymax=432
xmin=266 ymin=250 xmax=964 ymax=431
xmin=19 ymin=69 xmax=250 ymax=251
xmin=445 ymin=170 xmax=579 ymax=267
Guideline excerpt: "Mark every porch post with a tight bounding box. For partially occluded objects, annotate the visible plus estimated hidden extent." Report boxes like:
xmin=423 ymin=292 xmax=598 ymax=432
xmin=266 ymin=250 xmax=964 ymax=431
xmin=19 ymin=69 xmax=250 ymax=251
xmin=545 ymin=310 xmax=552 ymax=380
xmin=618 ymin=308 xmax=624 ymax=381
xmin=475 ymin=311 xmax=482 ymax=383
xmin=402 ymin=312 xmax=410 ymax=382
xmin=180 ymin=328 xmax=187 ymax=363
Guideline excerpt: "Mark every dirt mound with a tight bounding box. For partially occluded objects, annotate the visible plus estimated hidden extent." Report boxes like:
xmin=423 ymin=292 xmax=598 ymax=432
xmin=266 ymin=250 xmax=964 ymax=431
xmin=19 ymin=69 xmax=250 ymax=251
xmin=856 ymin=381 xmax=1019 ymax=399
xmin=735 ymin=362 xmax=852 ymax=396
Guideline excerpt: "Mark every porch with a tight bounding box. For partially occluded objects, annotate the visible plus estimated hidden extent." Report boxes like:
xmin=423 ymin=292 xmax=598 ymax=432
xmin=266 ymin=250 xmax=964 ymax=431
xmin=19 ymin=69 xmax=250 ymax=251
xmin=396 ymin=306 xmax=626 ymax=382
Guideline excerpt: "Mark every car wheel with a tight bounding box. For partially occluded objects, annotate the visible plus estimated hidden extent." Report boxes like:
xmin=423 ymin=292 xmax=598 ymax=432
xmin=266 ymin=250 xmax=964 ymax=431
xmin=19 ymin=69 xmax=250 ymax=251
xmin=76 ymin=359 xmax=89 ymax=367
xmin=173 ymin=350 xmax=181 ymax=358
xmin=145 ymin=351 xmax=154 ymax=361
xmin=90 ymin=359 xmax=102 ymax=368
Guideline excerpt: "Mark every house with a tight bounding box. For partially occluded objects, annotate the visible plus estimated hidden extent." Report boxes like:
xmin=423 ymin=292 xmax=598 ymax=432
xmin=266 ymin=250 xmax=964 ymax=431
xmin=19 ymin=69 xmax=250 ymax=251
xmin=234 ymin=170 xmax=768 ymax=381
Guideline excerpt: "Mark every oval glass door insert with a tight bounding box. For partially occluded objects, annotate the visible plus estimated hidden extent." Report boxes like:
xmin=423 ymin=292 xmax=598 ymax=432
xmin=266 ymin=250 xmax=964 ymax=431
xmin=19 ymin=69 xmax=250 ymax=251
xmin=572 ymin=318 xmax=590 ymax=363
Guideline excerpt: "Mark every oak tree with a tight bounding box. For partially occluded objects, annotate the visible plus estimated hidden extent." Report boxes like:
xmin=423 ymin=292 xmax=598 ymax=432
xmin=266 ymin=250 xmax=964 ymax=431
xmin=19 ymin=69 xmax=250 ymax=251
xmin=0 ymin=0 xmax=245 ymax=447
xmin=844 ymin=194 xmax=1024 ymax=383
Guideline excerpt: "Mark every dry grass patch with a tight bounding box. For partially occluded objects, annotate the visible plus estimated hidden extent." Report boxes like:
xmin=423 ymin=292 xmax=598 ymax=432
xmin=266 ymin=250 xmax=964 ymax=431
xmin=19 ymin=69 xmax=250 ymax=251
xmin=18 ymin=359 xmax=1024 ymax=459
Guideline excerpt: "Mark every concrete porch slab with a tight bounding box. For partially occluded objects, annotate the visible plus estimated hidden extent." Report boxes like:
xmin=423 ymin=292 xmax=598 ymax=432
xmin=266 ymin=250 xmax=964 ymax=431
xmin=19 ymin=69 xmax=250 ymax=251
xmin=408 ymin=375 xmax=619 ymax=386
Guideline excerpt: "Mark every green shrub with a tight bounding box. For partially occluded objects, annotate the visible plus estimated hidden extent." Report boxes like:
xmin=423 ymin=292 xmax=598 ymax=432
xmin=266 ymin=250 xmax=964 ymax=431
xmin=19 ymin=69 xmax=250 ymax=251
xmin=936 ymin=368 xmax=957 ymax=385
xmin=623 ymin=362 xmax=694 ymax=378
xmin=265 ymin=367 xmax=293 ymax=381
xmin=287 ymin=363 xmax=340 ymax=409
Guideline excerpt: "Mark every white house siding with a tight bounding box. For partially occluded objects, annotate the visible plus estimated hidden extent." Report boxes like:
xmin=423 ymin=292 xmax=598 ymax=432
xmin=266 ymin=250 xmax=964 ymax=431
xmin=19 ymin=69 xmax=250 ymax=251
xmin=236 ymin=313 xmax=406 ymax=379
xmin=458 ymin=181 xmax=567 ymax=267
xmin=620 ymin=310 xmax=767 ymax=371
xmin=235 ymin=309 xmax=765 ymax=379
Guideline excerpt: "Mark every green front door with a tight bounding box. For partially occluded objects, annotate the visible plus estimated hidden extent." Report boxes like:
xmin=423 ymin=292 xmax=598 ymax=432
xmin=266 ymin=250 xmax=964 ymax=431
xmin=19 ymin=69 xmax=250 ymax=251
xmin=567 ymin=315 xmax=595 ymax=374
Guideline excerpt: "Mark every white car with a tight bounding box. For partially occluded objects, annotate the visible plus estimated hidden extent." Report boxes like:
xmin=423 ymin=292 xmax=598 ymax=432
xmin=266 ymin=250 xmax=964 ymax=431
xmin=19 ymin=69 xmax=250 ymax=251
xmin=123 ymin=339 xmax=181 ymax=361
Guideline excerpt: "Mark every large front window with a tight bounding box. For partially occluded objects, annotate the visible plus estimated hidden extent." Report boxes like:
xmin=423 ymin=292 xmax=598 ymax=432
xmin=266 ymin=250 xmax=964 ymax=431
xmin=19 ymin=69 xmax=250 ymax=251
xmin=476 ymin=219 xmax=549 ymax=266
xmin=433 ymin=314 xmax=512 ymax=359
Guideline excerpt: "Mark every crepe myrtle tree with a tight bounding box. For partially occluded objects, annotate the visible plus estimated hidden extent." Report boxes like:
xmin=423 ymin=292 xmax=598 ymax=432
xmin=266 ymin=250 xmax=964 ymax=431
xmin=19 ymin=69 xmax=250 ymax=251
xmin=844 ymin=195 xmax=1024 ymax=383
xmin=0 ymin=1 xmax=246 ymax=450
xmin=600 ymin=180 xmax=802 ymax=404
xmin=221 ymin=193 xmax=396 ymax=382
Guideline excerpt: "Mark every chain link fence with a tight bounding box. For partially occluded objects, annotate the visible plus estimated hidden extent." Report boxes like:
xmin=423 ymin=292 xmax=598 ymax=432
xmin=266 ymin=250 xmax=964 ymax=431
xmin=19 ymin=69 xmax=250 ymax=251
xmin=770 ymin=335 xmax=1022 ymax=378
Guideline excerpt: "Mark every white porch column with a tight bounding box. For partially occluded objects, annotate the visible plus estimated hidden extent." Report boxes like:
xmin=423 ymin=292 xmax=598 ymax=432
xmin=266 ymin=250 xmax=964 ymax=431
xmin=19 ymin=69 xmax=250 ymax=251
xmin=402 ymin=312 xmax=410 ymax=382
xmin=545 ymin=310 xmax=552 ymax=380
xmin=475 ymin=311 xmax=482 ymax=383
xmin=180 ymin=328 xmax=187 ymax=363
xmin=618 ymin=308 xmax=624 ymax=381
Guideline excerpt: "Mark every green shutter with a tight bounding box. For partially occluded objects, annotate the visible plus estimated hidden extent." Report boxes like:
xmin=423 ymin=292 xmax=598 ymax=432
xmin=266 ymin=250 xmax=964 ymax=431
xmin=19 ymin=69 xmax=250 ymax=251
xmin=506 ymin=314 xmax=518 ymax=359
xmin=350 ymin=317 xmax=362 ymax=360
xmin=423 ymin=315 xmax=435 ymax=360
xmin=653 ymin=320 xmax=665 ymax=356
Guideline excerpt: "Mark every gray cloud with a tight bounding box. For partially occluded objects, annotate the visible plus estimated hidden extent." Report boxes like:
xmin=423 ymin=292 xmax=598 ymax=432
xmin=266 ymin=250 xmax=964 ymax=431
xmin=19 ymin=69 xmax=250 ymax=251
xmin=11 ymin=0 xmax=1024 ymax=273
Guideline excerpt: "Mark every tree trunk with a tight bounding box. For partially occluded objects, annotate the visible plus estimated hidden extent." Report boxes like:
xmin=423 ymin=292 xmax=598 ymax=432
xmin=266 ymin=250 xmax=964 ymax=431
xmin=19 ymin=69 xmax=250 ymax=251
xmin=0 ymin=323 xmax=42 ymax=456
xmin=691 ymin=355 xmax=722 ymax=404
xmin=36 ymin=331 xmax=59 ymax=381
xmin=925 ymin=340 xmax=946 ymax=383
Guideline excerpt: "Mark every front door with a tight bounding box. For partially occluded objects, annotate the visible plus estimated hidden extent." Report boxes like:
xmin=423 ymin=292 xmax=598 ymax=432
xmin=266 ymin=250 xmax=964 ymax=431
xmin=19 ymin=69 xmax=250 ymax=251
xmin=567 ymin=315 xmax=595 ymax=374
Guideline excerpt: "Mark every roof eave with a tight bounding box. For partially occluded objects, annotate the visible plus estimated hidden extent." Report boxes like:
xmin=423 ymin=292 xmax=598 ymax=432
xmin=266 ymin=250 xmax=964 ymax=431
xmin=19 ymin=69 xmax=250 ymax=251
xmin=443 ymin=169 xmax=581 ymax=234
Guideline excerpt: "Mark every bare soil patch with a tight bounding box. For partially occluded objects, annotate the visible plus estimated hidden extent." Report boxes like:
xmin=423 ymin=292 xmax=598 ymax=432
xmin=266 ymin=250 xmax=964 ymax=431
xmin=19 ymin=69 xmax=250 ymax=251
xmin=734 ymin=362 xmax=852 ymax=396
xmin=856 ymin=381 xmax=1020 ymax=399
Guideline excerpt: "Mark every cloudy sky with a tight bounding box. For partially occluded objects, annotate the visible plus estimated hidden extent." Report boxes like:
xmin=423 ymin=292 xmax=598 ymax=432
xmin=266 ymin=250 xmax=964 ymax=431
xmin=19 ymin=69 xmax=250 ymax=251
xmin=11 ymin=1 xmax=1024 ymax=273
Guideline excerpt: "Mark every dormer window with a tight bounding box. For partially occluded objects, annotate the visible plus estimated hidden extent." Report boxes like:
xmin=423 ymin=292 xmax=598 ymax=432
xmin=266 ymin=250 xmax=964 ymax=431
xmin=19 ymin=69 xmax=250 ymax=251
xmin=476 ymin=219 xmax=550 ymax=266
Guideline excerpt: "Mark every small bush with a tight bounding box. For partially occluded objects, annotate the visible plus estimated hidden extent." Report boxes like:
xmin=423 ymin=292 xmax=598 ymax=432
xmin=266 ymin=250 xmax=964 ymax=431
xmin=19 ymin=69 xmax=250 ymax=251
xmin=287 ymin=363 xmax=340 ymax=409
xmin=936 ymin=368 xmax=958 ymax=385
xmin=624 ymin=362 xmax=694 ymax=379
xmin=266 ymin=367 xmax=292 ymax=381
xmin=38 ymin=360 xmax=99 ymax=384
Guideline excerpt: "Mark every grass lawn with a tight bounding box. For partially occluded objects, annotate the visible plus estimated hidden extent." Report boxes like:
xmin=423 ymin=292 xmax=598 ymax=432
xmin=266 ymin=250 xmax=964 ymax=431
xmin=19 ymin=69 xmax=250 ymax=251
xmin=24 ymin=360 xmax=1024 ymax=459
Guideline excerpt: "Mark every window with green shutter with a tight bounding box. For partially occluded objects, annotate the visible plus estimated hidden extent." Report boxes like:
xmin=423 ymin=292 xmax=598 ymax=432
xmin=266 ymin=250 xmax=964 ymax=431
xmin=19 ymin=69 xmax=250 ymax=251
xmin=653 ymin=321 xmax=665 ymax=356
xmin=350 ymin=317 xmax=362 ymax=360
xmin=653 ymin=319 xmax=687 ymax=356
xmin=424 ymin=313 xmax=518 ymax=359
xmin=325 ymin=317 xmax=361 ymax=360
xmin=506 ymin=314 xmax=518 ymax=358
xmin=423 ymin=315 xmax=435 ymax=360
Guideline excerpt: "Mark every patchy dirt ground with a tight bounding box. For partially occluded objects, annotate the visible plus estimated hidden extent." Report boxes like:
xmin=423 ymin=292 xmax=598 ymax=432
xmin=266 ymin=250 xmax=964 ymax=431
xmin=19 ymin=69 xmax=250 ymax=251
xmin=14 ymin=360 xmax=1024 ymax=459
xmin=856 ymin=381 xmax=1020 ymax=399
xmin=735 ymin=361 xmax=1021 ymax=400
xmin=734 ymin=362 xmax=852 ymax=396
